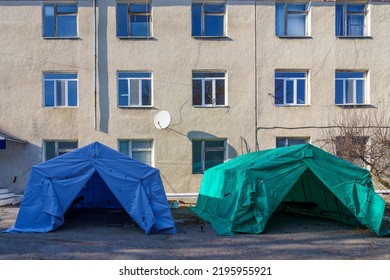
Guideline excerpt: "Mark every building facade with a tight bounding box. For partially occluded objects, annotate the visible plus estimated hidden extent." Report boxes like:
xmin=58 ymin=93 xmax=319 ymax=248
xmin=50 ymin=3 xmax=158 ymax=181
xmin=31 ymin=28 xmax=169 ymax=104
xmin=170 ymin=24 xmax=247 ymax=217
xmin=0 ymin=0 xmax=389 ymax=195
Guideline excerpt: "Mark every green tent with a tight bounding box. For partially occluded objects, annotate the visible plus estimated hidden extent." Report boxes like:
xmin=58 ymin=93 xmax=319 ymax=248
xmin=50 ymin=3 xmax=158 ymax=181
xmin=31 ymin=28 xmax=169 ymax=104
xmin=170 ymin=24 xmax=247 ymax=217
xmin=193 ymin=144 xmax=389 ymax=236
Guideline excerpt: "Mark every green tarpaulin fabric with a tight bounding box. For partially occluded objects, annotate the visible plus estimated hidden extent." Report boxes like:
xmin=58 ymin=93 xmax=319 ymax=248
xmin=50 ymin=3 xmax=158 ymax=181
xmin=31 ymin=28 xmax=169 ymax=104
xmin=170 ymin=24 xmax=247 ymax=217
xmin=192 ymin=144 xmax=389 ymax=236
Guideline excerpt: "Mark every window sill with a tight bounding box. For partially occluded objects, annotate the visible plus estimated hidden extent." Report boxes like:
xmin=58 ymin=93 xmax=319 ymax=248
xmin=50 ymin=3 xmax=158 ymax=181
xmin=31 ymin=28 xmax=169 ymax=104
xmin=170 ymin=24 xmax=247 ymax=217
xmin=336 ymin=104 xmax=372 ymax=108
xmin=275 ymin=104 xmax=310 ymax=107
xmin=277 ymin=36 xmax=312 ymax=39
xmin=192 ymin=36 xmax=231 ymax=41
xmin=42 ymin=36 xmax=80 ymax=40
xmin=193 ymin=105 xmax=229 ymax=108
xmin=118 ymin=106 xmax=155 ymax=109
xmin=44 ymin=106 xmax=78 ymax=108
xmin=117 ymin=36 xmax=156 ymax=41
xmin=336 ymin=36 xmax=373 ymax=40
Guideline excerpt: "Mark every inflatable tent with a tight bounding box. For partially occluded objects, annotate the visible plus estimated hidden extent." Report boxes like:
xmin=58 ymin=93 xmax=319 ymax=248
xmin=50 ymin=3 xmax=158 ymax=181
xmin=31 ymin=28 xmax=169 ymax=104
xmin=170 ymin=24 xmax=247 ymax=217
xmin=193 ymin=144 xmax=389 ymax=236
xmin=6 ymin=142 xmax=176 ymax=234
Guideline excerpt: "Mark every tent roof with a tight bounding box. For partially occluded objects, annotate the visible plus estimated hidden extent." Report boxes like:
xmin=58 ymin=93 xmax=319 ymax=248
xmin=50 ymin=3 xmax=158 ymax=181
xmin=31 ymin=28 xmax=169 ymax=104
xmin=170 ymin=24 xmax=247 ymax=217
xmin=193 ymin=144 xmax=389 ymax=237
xmin=6 ymin=142 xmax=176 ymax=234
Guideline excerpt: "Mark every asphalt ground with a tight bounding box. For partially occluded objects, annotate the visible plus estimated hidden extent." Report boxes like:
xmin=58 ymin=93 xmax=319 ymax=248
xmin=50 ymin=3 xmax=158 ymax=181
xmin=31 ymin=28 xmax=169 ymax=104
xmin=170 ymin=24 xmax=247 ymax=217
xmin=0 ymin=205 xmax=389 ymax=260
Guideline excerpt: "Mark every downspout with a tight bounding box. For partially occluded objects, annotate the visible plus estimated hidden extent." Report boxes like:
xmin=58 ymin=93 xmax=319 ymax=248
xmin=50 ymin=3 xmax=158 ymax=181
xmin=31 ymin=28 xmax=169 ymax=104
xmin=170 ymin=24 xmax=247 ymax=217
xmin=254 ymin=0 xmax=259 ymax=151
xmin=93 ymin=0 xmax=98 ymax=130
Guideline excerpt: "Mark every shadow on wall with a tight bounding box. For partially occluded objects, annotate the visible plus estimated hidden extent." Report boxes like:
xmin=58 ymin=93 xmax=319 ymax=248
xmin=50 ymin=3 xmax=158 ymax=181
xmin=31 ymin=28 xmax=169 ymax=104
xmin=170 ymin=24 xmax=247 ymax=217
xmin=98 ymin=1 xmax=109 ymax=133
xmin=0 ymin=141 xmax=42 ymax=194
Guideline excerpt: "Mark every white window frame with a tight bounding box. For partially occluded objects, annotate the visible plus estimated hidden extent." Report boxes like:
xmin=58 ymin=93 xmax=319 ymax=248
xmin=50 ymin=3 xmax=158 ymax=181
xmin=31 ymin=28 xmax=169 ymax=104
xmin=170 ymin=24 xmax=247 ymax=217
xmin=275 ymin=71 xmax=308 ymax=106
xmin=118 ymin=139 xmax=154 ymax=166
xmin=117 ymin=72 xmax=153 ymax=107
xmin=192 ymin=72 xmax=227 ymax=107
xmin=43 ymin=140 xmax=78 ymax=161
xmin=335 ymin=71 xmax=368 ymax=105
xmin=44 ymin=73 xmax=78 ymax=107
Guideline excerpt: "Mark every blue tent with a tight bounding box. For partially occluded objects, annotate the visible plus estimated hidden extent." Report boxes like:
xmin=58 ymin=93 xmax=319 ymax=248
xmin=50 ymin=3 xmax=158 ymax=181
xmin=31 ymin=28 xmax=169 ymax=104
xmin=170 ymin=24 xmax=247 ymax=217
xmin=6 ymin=142 xmax=176 ymax=234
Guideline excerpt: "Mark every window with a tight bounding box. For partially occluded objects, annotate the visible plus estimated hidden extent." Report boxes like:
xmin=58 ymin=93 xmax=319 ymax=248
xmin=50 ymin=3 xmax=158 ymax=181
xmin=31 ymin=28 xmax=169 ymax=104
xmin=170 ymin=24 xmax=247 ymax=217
xmin=336 ymin=2 xmax=368 ymax=37
xmin=43 ymin=3 xmax=77 ymax=38
xmin=119 ymin=140 xmax=153 ymax=165
xmin=335 ymin=71 xmax=367 ymax=105
xmin=192 ymin=72 xmax=226 ymax=106
xmin=276 ymin=137 xmax=309 ymax=148
xmin=275 ymin=72 xmax=307 ymax=105
xmin=44 ymin=73 xmax=78 ymax=107
xmin=117 ymin=2 xmax=152 ymax=38
xmin=192 ymin=139 xmax=226 ymax=174
xmin=276 ymin=2 xmax=309 ymax=37
xmin=192 ymin=2 xmax=226 ymax=37
xmin=44 ymin=140 xmax=77 ymax=161
xmin=118 ymin=72 xmax=152 ymax=107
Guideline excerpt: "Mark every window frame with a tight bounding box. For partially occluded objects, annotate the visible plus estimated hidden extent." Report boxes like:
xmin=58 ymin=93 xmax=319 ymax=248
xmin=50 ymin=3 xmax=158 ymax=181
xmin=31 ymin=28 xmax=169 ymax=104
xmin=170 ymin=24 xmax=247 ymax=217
xmin=192 ymin=139 xmax=227 ymax=174
xmin=336 ymin=2 xmax=368 ymax=37
xmin=43 ymin=140 xmax=78 ymax=161
xmin=335 ymin=71 xmax=368 ymax=106
xmin=192 ymin=72 xmax=227 ymax=107
xmin=117 ymin=72 xmax=153 ymax=108
xmin=192 ymin=1 xmax=226 ymax=37
xmin=276 ymin=137 xmax=310 ymax=148
xmin=274 ymin=71 xmax=308 ymax=106
xmin=42 ymin=2 xmax=78 ymax=38
xmin=118 ymin=139 xmax=154 ymax=166
xmin=116 ymin=2 xmax=152 ymax=38
xmin=275 ymin=2 xmax=310 ymax=37
xmin=43 ymin=73 xmax=78 ymax=108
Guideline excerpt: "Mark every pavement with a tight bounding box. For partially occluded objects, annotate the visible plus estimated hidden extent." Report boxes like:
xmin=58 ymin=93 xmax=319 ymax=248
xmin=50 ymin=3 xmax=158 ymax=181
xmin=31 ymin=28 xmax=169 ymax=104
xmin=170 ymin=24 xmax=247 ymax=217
xmin=0 ymin=205 xmax=389 ymax=260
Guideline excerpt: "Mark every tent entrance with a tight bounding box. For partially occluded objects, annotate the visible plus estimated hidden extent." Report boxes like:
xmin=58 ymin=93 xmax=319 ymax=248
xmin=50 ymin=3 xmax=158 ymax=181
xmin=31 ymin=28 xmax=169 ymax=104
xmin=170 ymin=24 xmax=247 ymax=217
xmin=64 ymin=171 xmax=134 ymax=228
xmin=278 ymin=169 xmax=357 ymax=225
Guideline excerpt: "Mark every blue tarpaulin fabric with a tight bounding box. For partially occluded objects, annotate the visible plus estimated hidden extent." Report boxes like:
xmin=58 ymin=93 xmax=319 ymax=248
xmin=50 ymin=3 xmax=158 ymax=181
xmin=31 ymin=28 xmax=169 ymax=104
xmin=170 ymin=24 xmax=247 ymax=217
xmin=5 ymin=142 xmax=176 ymax=234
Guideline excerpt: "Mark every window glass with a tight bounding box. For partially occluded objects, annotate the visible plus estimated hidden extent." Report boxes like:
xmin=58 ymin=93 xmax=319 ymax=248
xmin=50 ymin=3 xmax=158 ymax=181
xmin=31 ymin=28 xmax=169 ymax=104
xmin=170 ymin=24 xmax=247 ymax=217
xmin=45 ymin=141 xmax=56 ymax=160
xmin=275 ymin=79 xmax=284 ymax=105
xmin=205 ymin=80 xmax=213 ymax=105
xmin=356 ymin=80 xmax=365 ymax=103
xmin=132 ymin=151 xmax=151 ymax=165
xmin=56 ymin=80 xmax=66 ymax=106
xmin=297 ymin=79 xmax=306 ymax=104
xmin=141 ymin=80 xmax=151 ymax=106
xmin=205 ymin=150 xmax=224 ymax=170
xmin=44 ymin=81 xmax=55 ymax=106
xmin=204 ymin=15 xmax=224 ymax=36
xmin=215 ymin=80 xmax=225 ymax=105
xmin=130 ymin=80 xmax=140 ymax=105
xmin=193 ymin=80 xmax=202 ymax=105
xmin=57 ymin=5 xmax=77 ymax=13
xmin=68 ymin=80 xmax=78 ymax=107
xmin=192 ymin=141 xmax=202 ymax=174
xmin=43 ymin=5 xmax=55 ymax=37
xmin=335 ymin=79 xmax=344 ymax=104
xmin=130 ymin=15 xmax=150 ymax=37
xmin=118 ymin=79 xmax=129 ymax=106
xmin=117 ymin=4 xmax=128 ymax=37
xmin=276 ymin=138 xmax=308 ymax=147
xmin=192 ymin=4 xmax=202 ymax=36
xmin=336 ymin=3 xmax=367 ymax=36
xmin=119 ymin=141 xmax=129 ymax=155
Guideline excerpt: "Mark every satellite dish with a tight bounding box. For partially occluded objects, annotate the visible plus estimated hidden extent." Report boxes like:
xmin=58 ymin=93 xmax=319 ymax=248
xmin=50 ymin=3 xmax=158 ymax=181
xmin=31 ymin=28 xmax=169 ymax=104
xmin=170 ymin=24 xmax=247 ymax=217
xmin=154 ymin=111 xmax=171 ymax=129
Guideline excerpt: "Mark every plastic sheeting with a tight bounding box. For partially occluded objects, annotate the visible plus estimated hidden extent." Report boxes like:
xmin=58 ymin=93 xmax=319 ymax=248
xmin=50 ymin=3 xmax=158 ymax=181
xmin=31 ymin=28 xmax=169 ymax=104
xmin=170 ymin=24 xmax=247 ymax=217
xmin=192 ymin=144 xmax=389 ymax=237
xmin=5 ymin=142 xmax=176 ymax=234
